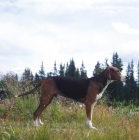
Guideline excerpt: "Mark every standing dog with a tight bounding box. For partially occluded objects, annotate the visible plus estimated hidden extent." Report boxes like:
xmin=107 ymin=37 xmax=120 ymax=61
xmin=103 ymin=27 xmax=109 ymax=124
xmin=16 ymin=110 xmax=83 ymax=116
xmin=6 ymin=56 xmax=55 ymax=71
xmin=16 ymin=66 xmax=126 ymax=129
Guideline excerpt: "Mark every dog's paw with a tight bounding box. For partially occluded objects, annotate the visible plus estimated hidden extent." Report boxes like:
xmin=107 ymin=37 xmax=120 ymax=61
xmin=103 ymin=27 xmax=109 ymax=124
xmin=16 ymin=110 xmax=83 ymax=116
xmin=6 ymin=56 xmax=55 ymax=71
xmin=38 ymin=119 xmax=44 ymax=125
xmin=90 ymin=126 xmax=97 ymax=130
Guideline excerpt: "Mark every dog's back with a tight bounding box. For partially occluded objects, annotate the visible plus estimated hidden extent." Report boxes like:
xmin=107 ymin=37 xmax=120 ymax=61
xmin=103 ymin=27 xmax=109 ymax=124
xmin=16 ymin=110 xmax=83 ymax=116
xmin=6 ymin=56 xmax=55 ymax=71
xmin=51 ymin=76 xmax=91 ymax=100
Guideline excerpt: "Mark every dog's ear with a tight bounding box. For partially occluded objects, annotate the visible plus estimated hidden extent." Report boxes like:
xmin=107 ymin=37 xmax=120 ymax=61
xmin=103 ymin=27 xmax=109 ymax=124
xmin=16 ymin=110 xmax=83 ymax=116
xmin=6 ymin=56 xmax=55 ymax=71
xmin=105 ymin=67 xmax=114 ymax=80
xmin=105 ymin=69 xmax=111 ymax=80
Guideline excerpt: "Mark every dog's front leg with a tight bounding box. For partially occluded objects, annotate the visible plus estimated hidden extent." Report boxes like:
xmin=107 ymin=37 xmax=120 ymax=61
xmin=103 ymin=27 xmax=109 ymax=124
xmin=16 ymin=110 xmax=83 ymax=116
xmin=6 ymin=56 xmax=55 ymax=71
xmin=85 ymin=101 xmax=97 ymax=130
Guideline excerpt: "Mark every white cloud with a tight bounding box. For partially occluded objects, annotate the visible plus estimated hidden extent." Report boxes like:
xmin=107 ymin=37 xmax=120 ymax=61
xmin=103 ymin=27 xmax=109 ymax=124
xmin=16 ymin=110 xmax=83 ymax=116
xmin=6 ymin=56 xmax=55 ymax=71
xmin=121 ymin=40 xmax=139 ymax=48
xmin=112 ymin=22 xmax=139 ymax=35
xmin=0 ymin=0 xmax=139 ymax=77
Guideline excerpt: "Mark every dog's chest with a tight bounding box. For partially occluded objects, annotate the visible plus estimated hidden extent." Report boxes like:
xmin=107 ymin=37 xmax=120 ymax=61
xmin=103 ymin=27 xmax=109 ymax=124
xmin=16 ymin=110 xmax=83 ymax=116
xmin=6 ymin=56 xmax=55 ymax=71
xmin=96 ymin=81 xmax=111 ymax=100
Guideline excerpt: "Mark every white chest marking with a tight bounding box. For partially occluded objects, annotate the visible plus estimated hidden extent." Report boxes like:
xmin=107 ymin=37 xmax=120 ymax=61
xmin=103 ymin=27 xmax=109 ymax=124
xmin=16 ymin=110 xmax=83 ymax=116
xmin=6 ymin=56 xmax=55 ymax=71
xmin=96 ymin=80 xmax=113 ymax=101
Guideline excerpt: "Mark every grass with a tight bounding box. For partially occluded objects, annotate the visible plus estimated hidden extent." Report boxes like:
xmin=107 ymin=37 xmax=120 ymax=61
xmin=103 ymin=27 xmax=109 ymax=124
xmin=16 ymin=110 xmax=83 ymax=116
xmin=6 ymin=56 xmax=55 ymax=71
xmin=0 ymin=95 xmax=139 ymax=140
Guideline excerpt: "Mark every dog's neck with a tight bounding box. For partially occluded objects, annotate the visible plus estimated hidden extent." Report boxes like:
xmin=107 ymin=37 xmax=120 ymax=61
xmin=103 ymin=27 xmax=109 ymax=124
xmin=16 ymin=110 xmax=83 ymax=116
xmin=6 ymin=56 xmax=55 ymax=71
xmin=94 ymin=71 xmax=108 ymax=87
xmin=92 ymin=70 xmax=114 ymax=93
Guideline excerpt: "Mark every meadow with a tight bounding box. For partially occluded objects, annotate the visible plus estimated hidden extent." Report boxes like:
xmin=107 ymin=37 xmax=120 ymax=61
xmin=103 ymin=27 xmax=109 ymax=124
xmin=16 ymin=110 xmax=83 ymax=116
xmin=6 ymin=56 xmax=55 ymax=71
xmin=0 ymin=94 xmax=139 ymax=140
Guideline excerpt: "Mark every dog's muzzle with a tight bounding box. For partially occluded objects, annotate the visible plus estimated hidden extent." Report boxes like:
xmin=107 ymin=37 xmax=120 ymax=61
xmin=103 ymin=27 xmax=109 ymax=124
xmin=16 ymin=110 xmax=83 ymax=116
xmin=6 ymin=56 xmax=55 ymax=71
xmin=121 ymin=75 xmax=127 ymax=82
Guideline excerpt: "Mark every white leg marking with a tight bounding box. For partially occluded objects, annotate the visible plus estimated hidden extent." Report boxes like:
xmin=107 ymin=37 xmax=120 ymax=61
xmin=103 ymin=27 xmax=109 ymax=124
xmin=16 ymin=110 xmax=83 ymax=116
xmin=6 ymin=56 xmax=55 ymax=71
xmin=92 ymin=102 xmax=96 ymax=113
xmin=38 ymin=118 xmax=44 ymax=125
xmin=86 ymin=117 xmax=97 ymax=130
xmin=34 ymin=118 xmax=40 ymax=127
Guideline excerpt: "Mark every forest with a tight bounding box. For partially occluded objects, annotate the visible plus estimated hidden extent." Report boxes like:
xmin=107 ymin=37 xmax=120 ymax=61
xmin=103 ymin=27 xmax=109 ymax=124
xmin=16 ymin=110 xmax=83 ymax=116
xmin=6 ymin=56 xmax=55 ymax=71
xmin=1 ymin=52 xmax=139 ymax=106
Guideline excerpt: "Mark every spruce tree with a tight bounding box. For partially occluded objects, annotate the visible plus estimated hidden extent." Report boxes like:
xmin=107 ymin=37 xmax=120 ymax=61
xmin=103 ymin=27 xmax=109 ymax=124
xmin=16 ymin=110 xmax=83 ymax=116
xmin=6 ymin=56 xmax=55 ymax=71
xmin=22 ymin=68 xmax=33 ymax=82
xmin=68 ymin=58 xmax=76 ymax=78
xmin=59 ymin=63 xmax=65 ymax=77
xmin=107 ymin=53 xmax=124 ymax=102
xmin=137 ymin=62 xmax=139 ymax=103
xmin=21 ymin=68 xmax=34 ymax=92
xmin=125 ymin=60 xmax=138 ymax=104
xmin=137 ymin=62 xmax=139 ymax=86
xmin=80 ymin=61 xmax=87 ymax=79
xmin=75 ymin=68 xmax=80 ymax=78
xmin=34 ymin=73 xmax=40 ymax=85
xmin=65 ymin=62 xmax=69 ymax=77
xmin=103 ymin=59 xmax=109 ymax=68
xmin=53 ymin=61 xmax=57 ymax=76
xmin=111 ymin=52 xmax=123 ymax=71
xmin=38 ymin=62 xmax=45 ymax=80
xmin=93 ymin=61 xmax=103 ymax=76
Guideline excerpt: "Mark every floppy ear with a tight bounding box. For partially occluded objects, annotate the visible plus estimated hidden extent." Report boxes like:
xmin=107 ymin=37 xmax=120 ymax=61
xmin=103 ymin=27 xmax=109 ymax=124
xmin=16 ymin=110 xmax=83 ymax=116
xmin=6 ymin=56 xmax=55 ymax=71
xmin=105 ymin=68 xmax=115 ymax=80
xmin=105 ymin=68 xmax=111 ymax=80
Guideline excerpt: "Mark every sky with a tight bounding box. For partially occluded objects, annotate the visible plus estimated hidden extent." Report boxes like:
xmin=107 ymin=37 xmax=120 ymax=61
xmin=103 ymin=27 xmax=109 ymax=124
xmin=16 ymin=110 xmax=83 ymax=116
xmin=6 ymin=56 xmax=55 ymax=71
xmin=0 ymin=0 xmax=139 ymax=78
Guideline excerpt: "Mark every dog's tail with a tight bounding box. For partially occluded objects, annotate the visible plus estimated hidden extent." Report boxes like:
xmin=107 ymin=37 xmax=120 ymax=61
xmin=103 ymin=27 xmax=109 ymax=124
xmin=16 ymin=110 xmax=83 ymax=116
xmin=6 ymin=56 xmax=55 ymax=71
xmin=15 ymin=81 xmax=42 ymax=98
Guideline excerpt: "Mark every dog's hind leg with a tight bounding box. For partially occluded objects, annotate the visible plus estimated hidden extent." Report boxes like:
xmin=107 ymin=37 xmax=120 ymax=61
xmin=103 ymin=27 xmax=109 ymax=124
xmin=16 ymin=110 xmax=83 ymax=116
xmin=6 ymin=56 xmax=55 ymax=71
xmin=33 ymin=104 xmax=42 ymax=127
xmin=33 ymin=78 xmax=58 ymax=127
xmin=33 ymin=96 xmax=53 ymax=126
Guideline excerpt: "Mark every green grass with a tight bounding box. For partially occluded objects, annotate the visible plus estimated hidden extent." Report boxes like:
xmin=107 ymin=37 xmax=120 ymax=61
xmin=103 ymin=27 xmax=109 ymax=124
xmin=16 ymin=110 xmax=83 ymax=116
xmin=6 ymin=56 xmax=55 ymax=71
xmin=0 ymin=96 xmax=139 ymax=140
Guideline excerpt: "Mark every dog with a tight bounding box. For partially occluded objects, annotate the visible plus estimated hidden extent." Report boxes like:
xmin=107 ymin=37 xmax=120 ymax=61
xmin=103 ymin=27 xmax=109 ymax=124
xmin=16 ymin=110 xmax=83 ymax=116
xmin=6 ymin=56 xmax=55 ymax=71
xmin=16 ymin=66 xmax=126 ymax=129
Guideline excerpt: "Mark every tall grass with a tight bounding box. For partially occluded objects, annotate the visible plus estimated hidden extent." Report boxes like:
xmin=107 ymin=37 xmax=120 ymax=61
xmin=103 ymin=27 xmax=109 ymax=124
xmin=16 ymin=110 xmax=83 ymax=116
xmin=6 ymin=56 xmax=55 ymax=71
xmin=0 ymin=95 xmax=139 ymax=140
xmin=0 ymin=74 xmax=139 ymax=140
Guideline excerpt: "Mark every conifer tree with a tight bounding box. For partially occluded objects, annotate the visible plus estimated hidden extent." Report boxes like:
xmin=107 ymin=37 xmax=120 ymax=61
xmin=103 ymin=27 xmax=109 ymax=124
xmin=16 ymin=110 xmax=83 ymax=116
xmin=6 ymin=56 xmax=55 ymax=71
xmin=111 ymin=52 xmax=123 ymax=71
xmin=80 ymin=61 xmax=87 ymax=78
xmin=125 ymin=60 xmax=137 ymax=103
xmin=75 ymin=68 xmax=80 ymax=78
xmin=107 ymin=53 xmax=124 ymax=102
xmin=59 ymin=63 xmax=65 ymax=77
xmin=137 ymin=62 xmax=139 ymax=103
xmin=104 ymin=59 xmax=109 ymax=68
xmin=34 ymin=73 xmax=40 ymax=85
xmin=137 ymin=62 xmax=139 ymax=86
xmin=21 ymin=68 xmax=34 ymax=92
xmin=65 ymin=62 xmax=69 ymax=77
xmin=93 ymin=61 xmax=103 ymax=76
xmin=68 ymin=58 xmax=76 ymax=78
xmin=22 ymin=68 xmax=33 ymax=82
xmin=38 ymin=62 xmax=45 ymax=80
xmin=53 ymin=61 xmax=57 ymax=76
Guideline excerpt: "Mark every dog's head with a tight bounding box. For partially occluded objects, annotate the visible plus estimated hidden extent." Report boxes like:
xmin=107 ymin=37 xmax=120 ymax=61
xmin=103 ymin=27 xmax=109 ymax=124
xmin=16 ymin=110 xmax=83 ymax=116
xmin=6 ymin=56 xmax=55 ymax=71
xmin=105 ymin=66 xmax=127 ymax=82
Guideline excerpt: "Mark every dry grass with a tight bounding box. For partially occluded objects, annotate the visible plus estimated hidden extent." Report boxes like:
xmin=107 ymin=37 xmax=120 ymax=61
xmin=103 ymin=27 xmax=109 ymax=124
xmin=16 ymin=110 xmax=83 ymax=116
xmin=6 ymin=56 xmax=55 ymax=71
xmin=0 ymin=74 xmax=139 ymax=140
xmin=0 ymin=96 xmax=139 ymax=140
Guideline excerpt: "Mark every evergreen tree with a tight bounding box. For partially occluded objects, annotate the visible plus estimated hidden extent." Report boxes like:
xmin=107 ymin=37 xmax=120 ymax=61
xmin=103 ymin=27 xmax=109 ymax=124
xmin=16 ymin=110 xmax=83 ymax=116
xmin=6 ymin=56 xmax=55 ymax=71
xmin=21 ymin=68 xmax=34 ymax=92
xmin=137 ymin=62 xmax=139 ymax=103
xmin=53 ymin=61 xmax=58 ymax=76
xmin=15 ymin=74 xmax=18 ymax=81
xmin=47 ymin=72 xmax=53 ymax=77
xmin=64 ymin=59 xmax=76 ymax=78
xmin=80 ymin=61 xmax=87 ymax=79
xmin=65 ymin=62 xmax=69 ymax=77
xmin=137 ymin=62 xmax=139 ymax=86
xmin=111 ymin=52 xmax=123 ymax=71
xmin=103 ymin=59 xmax=109 ymax=68
xmin=38 ymin=62 xmax=45 ymax=80
xmin=59 ymin=63 xmax=65 ymax=77
xmin=75 ymin=68 xmax=80 ymax=78
xmin=93 ymin=61 xmax=103 ymax=76
xmin=125 ymin=60 xmax=138 ymax=103
xmin=130 ymin=60 xmax=138 ymax=101
xmin=125 ymin=63 xmax=131 ymax=101
xmin=68 ymin=58 xmax=76 ymax=78
xmin=107 ymin=53 xmax=124 ymax=102
xmin=33 ymin=73 xmax=41 ymax=94
xmin=22 ymin=68 xmax=32 ymax=82
xmin=34 ymin=73 xmax=40 ymax=85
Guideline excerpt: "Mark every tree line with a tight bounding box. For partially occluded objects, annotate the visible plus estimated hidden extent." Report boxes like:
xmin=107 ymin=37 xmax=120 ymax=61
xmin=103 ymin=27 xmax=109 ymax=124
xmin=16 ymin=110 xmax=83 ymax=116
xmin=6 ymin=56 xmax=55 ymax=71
xmin=1 ymin=52 xmax=139 ymax=106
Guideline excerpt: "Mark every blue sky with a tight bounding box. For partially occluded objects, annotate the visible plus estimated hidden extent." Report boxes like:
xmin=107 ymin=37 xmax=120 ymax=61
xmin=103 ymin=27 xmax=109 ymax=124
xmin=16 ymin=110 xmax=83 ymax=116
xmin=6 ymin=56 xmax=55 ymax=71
xmin=0 ymin=0 xmax=139 ymax=77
